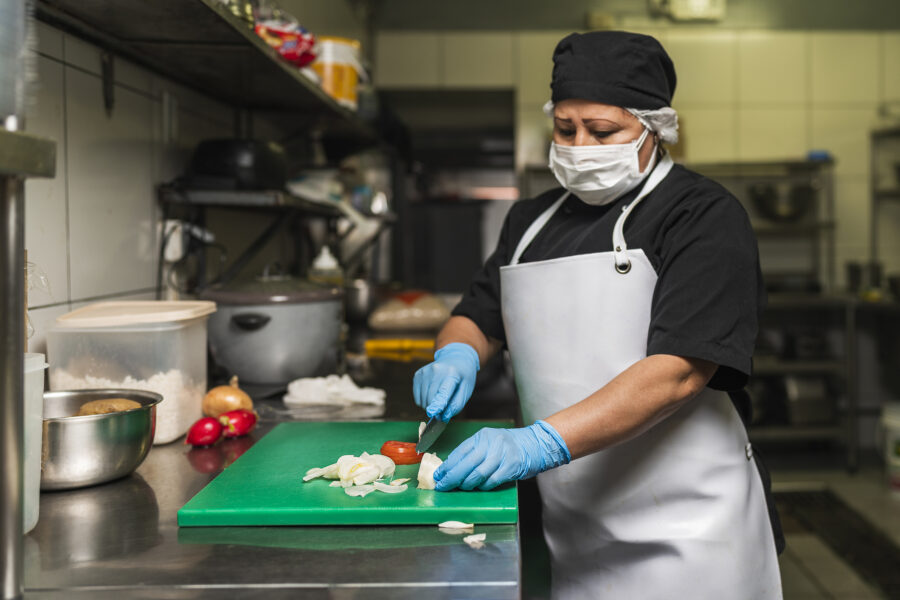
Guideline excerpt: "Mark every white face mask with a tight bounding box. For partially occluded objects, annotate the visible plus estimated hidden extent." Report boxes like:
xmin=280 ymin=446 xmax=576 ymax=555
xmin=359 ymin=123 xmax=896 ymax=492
xmin=549 ymin=128 xmax=656 ymax=206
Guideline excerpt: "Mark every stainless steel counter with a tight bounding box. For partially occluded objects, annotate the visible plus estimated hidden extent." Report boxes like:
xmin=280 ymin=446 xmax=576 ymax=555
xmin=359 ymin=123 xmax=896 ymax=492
xmin=23 ymin=392 xmax=521 ymax=598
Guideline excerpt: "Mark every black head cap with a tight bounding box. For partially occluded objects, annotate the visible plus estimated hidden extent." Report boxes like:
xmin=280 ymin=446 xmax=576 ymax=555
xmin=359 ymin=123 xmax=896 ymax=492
xmin=551 ymin=31 xmax=676 ymax=110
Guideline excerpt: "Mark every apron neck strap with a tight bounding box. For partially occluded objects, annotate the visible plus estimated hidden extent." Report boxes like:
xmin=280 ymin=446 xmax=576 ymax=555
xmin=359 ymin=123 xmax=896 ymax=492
xmin=509 ymin=191 xmax=570 ymax=266
xmin=612 ymin=152 xmax=674 ymax=272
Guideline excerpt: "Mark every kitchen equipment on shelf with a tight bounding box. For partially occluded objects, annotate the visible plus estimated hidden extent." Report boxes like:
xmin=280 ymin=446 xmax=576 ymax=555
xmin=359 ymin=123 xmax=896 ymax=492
xmin=783 ymin=375 xmax=834 ymax=425
xmin=368 ymin=291 xmax=451 ymax=331
xmin=749 ymin=181 xmax=814 ymax=222
xmin=200 ymin=275 xmax=343 ymax=391
xmin=185 ymin=139 xmax=287 ymax=190
xmin=23 ymin=353 xmax=47 ymax=533
xmin=41 ymin=389 xmax=162 ymax=490
xmin=311 ymin=36 xmax=365 ymax=110
xmin=47 ymin=301 xmax=216 ymax=444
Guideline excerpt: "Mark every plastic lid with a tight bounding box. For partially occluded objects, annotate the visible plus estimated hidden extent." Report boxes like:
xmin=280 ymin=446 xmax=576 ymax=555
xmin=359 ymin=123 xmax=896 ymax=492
xmin=312 ymin=246 xmax=340 ymax=270
xmin=55 ymin=301 xmax=217 ymax=328
xmin=198 ymin=277 xmax=342 ymax=305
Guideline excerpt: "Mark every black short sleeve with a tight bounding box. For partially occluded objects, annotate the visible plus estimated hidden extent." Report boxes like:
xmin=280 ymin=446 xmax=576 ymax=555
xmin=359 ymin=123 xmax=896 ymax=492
xmin=451 ymin=208 xmax=512 ymax=343
xmin=645 ymin=184 xmax=765 ymax=390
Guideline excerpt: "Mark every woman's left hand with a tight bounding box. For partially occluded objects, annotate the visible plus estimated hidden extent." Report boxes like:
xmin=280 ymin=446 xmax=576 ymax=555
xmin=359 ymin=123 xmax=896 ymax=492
xmin=434 ymin=420 xmax=571 ymax=491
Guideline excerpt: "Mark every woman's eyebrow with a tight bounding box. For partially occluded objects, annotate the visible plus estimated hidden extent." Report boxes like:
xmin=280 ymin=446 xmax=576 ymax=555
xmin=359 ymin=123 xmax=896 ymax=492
xmin=553 ymin=117 xmax=573 ymax=123
xmin=582 ymin=118 xmax=619 ymax=126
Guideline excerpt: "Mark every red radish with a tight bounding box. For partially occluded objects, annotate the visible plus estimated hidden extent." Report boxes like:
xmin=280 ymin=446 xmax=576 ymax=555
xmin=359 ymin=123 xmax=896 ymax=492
xmin=185 ymin=417 xmax=223 ymax=447
xmin=219 ymin=409 xmax=257 ymax=438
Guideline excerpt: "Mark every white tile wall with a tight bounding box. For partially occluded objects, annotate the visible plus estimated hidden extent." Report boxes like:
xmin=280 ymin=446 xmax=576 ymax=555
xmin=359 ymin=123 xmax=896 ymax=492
xmin=375 ymin=33 xmax=441 ymax=87
xmin=665 ymin=29 xmax=738 ymax=106
xmin=442 ymin=33 xmax=514 ymax=88
xmin=737 ymin=107 xmax=808 ymax=161
xmin=810 ymin=107 xmax=880 ymax=177
xmin=737 ymin=31 xmax=809 ymax=105
xmin=883 ymin=32 xmax=900 ymax=102
xmin=811 ymin=33 xmax=880 ymax=105
xmin=24 ymin=56 xmax=68 ymax=308
xmin=513 ymin=31 xmax=567 ymax=106
xmin=65 ymin=68 xmax=157 ymax=299
xmin=23 ymin=23 xmax=233 ymax=323
xmin=675 ymin=107 xmax=737 ymax=163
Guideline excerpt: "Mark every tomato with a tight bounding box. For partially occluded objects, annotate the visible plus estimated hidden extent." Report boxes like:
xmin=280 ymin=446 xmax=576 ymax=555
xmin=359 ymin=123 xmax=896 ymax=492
xmin=380 ymin=440 xmax=423 ymax=465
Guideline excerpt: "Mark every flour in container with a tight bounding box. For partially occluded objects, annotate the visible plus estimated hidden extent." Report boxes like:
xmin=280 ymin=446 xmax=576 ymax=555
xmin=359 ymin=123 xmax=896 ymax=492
xmin=51 ymin=368 xmax=204 ymax=444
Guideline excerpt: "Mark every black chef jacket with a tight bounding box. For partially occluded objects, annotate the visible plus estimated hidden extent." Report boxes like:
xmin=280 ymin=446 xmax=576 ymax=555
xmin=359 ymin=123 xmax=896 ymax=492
xmin=452 ymin=161 xmax=786 ymax=554
xmin=453 ymin=162 xmax=765 ymax=392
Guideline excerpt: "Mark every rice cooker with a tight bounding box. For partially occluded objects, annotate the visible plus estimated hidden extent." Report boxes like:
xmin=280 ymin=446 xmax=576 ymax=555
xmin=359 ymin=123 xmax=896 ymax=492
xmin=200 ymin=277 xmax=343 ymax=389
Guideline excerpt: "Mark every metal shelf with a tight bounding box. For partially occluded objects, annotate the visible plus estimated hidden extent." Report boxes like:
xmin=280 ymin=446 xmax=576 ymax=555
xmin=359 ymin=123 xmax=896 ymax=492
xmin=749 ymin=425 xmax=843 ymax=443
xmin=35 ymin=0 xmax=380 ymax=157
xmin=754 ymin=358 xmax=845 ymax=376
xmin=874 ymin=189 xmax=900 ymax=201
xmin=752 ymin=220 xmax=835 ymax=237
xmin=158 ymin=186 xmax=342 ymax=216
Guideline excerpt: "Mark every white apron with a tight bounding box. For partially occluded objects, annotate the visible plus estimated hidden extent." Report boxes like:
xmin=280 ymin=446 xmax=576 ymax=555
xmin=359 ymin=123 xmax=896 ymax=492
xmin=500 ymin=155 xmax=782 ymax=600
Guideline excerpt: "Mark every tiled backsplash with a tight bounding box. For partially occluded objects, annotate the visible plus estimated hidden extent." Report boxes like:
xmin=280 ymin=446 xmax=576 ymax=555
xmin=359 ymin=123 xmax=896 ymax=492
xmin=24 ymin=22 xmax=233 ymax=353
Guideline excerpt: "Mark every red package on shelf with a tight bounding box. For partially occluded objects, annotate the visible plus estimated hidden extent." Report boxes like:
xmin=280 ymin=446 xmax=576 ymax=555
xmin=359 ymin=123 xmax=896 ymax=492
xmin=254 ymin=20 xmax=317 ymax=68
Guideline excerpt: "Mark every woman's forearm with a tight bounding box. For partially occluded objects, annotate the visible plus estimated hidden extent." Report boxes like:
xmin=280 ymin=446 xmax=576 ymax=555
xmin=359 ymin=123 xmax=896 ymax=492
xmin=544 ymin=354 xmax=717 ymax=459
xmin=435 ymin=316 xmax=503 ymax=366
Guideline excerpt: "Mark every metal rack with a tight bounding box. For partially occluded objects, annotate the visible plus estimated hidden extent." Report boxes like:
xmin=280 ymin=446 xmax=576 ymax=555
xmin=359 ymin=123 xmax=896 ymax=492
xmin=0 ymin=128 xmax=57 ymax=600
xmin=869 ymin=126 xmax=900 ymax=271
xmin=690 ymin=159 xmax=836 ymax=294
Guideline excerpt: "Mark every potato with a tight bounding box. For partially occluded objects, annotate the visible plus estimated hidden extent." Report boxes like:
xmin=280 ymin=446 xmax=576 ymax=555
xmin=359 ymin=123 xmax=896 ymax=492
xmin=76 ymin=398 xmax=142 ymax=416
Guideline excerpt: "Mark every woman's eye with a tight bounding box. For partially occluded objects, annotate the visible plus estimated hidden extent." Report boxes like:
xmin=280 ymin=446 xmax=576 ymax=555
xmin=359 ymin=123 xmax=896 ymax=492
xmin=591 ymin=130 xmax=615 ymax=139
xmin=556 ymin=128 xmax=575 ymax=137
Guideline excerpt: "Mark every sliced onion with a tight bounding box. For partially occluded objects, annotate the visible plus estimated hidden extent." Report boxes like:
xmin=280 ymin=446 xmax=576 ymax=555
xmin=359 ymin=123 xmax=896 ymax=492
xmin=417 ymin=452 xmax=442 ymax=490
xmin=463 ymin=533 xmax=486 ymax=549
xmin=368 ymin=454 xmax=396 ymax=479
xmin=329 ymin=481 xmax=343 ymax=487
xmin=438 ymin=520 xmax=474 ymax=530
xmin=373 ymin=481 xmax=407 ymax=493
xmin=390 ymin=478 xmax=410 ymax=486
xmin=345 ymin=485 xmax=376 ymax=497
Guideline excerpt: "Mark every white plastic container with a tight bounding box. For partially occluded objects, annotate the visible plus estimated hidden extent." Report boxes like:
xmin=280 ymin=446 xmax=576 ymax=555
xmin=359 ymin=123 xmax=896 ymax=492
xmin=881 ymin=402 xmax=900 ymax=494
xmin=47 ymin=301 xmax=216 ymax=444
xmin=24 ymin=353 xmax=47 ymax=533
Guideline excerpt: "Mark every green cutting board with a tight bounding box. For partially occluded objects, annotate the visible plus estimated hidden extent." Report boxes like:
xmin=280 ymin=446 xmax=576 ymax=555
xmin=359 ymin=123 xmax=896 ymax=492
xmin=177 ymin=421 xmax=518 ymax=527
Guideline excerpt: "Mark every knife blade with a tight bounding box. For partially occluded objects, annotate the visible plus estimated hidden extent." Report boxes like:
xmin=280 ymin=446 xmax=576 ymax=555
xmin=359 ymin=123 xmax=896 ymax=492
xmin=416 ymin=417 xmax=448 ymax=453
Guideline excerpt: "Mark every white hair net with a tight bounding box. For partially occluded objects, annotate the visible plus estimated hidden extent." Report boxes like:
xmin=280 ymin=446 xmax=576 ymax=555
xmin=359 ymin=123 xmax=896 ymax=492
xmin=542 ymin=101 xmax=679 ymax=145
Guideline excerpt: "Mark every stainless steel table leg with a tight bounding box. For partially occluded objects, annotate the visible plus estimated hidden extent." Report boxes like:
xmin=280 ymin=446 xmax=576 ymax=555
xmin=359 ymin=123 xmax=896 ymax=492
xmin=0 ymin=175 xmax=25 ymax=600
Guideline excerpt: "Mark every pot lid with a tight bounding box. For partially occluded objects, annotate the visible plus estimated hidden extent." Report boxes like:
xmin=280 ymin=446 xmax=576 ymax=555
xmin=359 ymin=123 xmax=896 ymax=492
xmin=199 ymin=276 xmax=342 ymax=305
xmin=55 ymin=301 xmax=217 ymax=328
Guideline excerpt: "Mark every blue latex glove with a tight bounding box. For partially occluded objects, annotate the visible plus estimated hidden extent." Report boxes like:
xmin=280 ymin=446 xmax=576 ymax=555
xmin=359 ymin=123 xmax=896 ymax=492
xmin=433 ymin=420 xmax=571 ymax=491
xmin=413 ymin=342 xmax=480 ymax=422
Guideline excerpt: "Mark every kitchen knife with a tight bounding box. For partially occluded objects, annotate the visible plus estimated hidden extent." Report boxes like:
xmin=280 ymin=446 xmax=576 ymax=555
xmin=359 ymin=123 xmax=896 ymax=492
xmin=416 ymin=417 xmax=448 ymax=453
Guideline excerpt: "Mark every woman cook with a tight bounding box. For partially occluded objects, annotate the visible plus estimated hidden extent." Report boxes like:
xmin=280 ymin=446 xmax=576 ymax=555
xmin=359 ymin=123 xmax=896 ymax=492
xmin=413 ymin=31 xmax=784 ymax=599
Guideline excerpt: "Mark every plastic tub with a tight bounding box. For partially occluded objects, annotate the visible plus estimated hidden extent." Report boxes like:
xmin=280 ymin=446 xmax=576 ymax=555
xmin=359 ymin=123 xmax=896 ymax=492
xmin=311 ymin=36 xmax=364 ymax=110
xmin=24 ymin=353 xmax=47 ymax=533
xmin=47 ymin=301 xmax=216 ymax=444
xmin=882 ymin=402 xmax=900 ymax=494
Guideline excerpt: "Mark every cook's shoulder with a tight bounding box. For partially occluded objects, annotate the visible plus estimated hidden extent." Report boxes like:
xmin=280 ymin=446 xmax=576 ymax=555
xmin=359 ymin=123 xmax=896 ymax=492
xmin=665 ymin=164 xmax=751 ymax=226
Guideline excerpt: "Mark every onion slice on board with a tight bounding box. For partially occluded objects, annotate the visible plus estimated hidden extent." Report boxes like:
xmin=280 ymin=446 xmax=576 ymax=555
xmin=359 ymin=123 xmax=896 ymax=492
xmin=463 ymin=533 xmax=486 ymax=549
xmin=417 ymin=452 xmax=442 ymax=490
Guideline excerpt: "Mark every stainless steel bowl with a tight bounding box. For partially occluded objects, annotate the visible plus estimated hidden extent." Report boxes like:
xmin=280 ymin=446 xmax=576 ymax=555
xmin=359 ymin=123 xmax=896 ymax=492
xmin=41 ymin=389 xmax=162 ymax=490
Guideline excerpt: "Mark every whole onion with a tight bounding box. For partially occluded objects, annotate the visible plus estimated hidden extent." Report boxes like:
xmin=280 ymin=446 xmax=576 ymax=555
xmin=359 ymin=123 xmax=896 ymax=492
xmin=202 ymin=375 xmax=253 ymax=418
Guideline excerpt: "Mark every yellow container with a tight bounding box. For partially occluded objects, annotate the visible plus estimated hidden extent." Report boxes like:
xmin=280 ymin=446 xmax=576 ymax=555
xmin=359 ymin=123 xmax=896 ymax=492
xmin=312 ymin=36 xmax=364 ymax=110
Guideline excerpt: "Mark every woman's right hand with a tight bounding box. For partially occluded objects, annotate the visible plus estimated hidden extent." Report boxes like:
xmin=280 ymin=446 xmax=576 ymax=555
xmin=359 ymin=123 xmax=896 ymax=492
xmin=413 ymin=342 xmax=480 ymax=422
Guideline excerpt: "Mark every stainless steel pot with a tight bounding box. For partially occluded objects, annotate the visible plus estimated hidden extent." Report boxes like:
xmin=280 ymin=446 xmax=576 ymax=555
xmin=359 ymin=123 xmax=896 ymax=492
xmin=200 ymin=277 xmax=343 ymax=388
